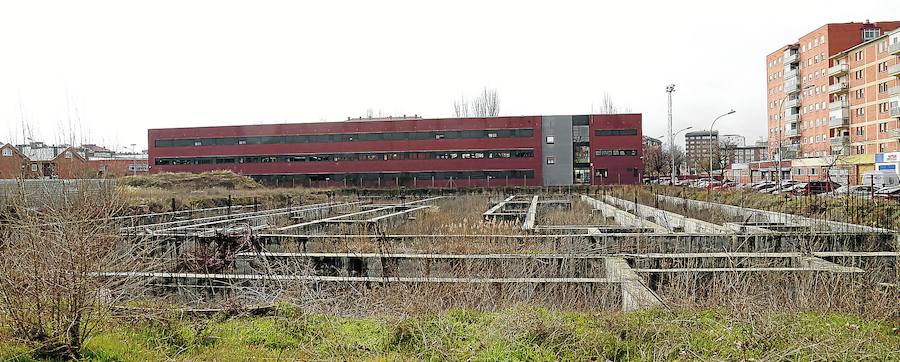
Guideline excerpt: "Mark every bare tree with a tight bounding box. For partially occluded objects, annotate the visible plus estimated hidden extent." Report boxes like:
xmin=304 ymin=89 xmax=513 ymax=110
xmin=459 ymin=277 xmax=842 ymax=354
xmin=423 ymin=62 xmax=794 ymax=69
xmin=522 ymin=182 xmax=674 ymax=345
xmin=452 ymin=87 xmax=499 ymax=117
xmin=594 ymin=92 xmax=632 ymax=114
xmin=472 ymin=87 xmax=500 ymax=117
xmin=0 ymin=184 xmax=158 ymax=359
xmin=453 ymin=97 xmax=470 ymax=118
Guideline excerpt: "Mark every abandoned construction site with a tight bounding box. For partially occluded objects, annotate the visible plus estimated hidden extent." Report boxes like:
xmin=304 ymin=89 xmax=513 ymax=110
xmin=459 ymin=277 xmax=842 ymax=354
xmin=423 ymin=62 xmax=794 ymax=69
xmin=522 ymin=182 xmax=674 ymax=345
xmin=65 ymin=184 xmax=895 ymax=314
xmin=2 ymin=178 xmax=899 ymax=360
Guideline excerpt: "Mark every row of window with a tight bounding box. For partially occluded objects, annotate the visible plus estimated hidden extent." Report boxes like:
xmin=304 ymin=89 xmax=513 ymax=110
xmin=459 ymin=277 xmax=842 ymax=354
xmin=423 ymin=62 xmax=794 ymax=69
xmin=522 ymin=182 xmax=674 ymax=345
xmin=252 ymin=170 xmax=537 ymax=184
xmin=154 ymin=149 xmax=535 ymax=166
xmin=594 ymin=128 xmax=638 ymax=136
xmin=154 ymin=128 xmax=535 ymax=147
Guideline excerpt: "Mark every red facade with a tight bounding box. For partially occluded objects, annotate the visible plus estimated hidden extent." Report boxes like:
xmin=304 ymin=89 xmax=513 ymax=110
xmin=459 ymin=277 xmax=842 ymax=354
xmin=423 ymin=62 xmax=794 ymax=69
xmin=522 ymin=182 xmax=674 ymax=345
xmin=590 ymin=114 xmax=643 ymax=185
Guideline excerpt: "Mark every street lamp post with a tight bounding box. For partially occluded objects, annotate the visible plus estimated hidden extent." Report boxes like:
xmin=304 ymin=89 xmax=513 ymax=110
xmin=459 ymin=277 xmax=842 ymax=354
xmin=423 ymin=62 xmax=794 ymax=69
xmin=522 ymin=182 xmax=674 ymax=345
xmin=708 ymin=110 xmax=736 ymax=179
xmin=130 ymin=143 xmax=137 ymax=176
xmin=656 ymin=126 xmax=692 ymax=181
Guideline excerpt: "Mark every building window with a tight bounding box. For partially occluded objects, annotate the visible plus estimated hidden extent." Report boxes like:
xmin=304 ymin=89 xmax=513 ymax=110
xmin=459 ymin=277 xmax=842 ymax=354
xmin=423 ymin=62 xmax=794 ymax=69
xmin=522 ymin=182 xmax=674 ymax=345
xmin=546 ymin=156 xmax=556 ymax=165
xmin=546 ymin=136 xmax=555 ymax=144
xmin=31 ymin=164 xmax=38 ymax=172
xmin=809 ymin=168 xmax=817 ymax=175
xmin=1 ymin=148 xmax=11 ymax=157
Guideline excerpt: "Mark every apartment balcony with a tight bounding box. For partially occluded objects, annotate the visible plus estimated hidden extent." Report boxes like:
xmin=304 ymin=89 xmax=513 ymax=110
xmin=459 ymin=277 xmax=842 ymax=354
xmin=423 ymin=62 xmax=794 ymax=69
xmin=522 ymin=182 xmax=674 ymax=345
xmin=783 ymin=98 xmax=800 ymax=108
xmin=784 ymin=68 xmax=799 ymax=80
xmin=828 ymin=82 xmax=849 ymax=94
xmin=889 ymin=64 xmax=900 ymax=77
xmin=830 ymin=135 xmax=849 ymax=146
xmin=892 ymin=106 xmax=900 ymax=118
xmin=784 ymin=126 xmax=800 ymax=137
xmin=784 ymin=80 xmax=800 ymax=94
xmin=829 ymin=109 xmax=849 ymax=128
xmin=828 ymin=100 xmax=848 ymax=110
xmin=890 ymin=42 xmax=900 ymax=56
xmin=831 ymin=146 xmax=850 ymax=156
xmin=827 ymin=64 xmax=849 ymax=77
xmin=783 ymin=52 xmax=799 ymax=64
xmin=890 ymin=86 xmax=900 ymax=97
xmin=783 ymin=113 xmax=799 ymax=123
xmin=888 ymin=128 xmax=900 ymax=139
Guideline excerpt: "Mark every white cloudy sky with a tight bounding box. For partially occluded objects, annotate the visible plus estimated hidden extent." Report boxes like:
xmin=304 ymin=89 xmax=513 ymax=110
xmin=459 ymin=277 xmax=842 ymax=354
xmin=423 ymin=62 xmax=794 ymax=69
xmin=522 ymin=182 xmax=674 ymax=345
xmin=1 ymin=0 xmax=898 ymax=151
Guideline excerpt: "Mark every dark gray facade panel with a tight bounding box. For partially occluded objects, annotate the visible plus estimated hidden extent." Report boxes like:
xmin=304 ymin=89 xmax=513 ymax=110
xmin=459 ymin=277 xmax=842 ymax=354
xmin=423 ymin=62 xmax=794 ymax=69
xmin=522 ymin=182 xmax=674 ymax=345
xmin=541 ymin=116 xmax=574 ymax=186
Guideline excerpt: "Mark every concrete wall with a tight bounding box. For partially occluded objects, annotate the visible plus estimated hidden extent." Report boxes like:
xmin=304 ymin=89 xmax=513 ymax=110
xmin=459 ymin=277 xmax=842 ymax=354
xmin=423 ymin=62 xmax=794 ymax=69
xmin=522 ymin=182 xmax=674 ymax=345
xmin=541 ymin=116 xmax=574 ymax=186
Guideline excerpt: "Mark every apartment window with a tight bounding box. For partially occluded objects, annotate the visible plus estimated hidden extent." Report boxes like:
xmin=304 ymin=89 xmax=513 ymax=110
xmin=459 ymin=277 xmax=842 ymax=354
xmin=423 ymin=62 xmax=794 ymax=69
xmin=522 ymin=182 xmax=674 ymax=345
xmin=880 ymin=103 xmax=890 ymax=113
xmin=879 ymin=122 xmax=888 ymax=133
xmin=878 ymin=62 xmax=888 ymax=72
xmin=855 ymin=108 xmax=865 ymax=117
xmin=1 ymin=148 xmax=11 ymax=157
xmin=809 ymin=168 xmax=817 ymax=175
xmin=545 ymin=136 xmax=555 ymax=144
xmin=880 ymin=143 xmax=887 ymax=153
xmin=855 ymin=51 xmax=863 ymax=61
xmin=546 ymin=156 xmax=556 ymax=165
xmin=855 ymin=127 xmax=865 ymax=136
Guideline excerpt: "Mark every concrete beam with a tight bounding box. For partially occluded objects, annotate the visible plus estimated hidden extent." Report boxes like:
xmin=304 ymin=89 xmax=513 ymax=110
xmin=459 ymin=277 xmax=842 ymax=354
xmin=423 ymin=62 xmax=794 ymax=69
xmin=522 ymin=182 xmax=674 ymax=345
xmin=601 ymin=195 xmax=732 ymax=234
xmin=605 ymin=257 xmax=664 ymax=311
xmin=522 ymin=195 xmax=539 ymax=230
xmin=657 ymin=195 xmax=890 ymax=234
xmin=581 ymin=195 xmax=668 ymax=233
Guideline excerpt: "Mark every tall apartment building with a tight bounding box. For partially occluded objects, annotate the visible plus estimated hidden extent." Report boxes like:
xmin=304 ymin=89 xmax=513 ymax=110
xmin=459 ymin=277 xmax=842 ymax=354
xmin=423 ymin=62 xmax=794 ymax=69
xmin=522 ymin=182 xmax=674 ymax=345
xmin=765 ymin=21 xmax=900 ymax=182
xmin=684 ymin=130 xmax=717 ymax=174
xmin=829 ymin=28 xmax=900 ymax=157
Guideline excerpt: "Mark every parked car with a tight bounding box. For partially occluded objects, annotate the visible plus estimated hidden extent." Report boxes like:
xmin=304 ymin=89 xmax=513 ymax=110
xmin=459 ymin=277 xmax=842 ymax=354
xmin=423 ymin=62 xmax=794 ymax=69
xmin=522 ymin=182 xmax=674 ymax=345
xmin=790 ymin=181 xmax=839 ymax=195
xmin=873 ymin=185 xmax=900 ymax=200
xmin=751 ymin=182 xmax=775 ymax=191
xmin=759 ymin=181 xmax=795 ymax=194
xmin=773 ymin=183 xmax=804 ymax=194
xmin=860 ymin=171 xmax=900 ymax=190
xmin=822 ymin=185 xmax=876 ymax=197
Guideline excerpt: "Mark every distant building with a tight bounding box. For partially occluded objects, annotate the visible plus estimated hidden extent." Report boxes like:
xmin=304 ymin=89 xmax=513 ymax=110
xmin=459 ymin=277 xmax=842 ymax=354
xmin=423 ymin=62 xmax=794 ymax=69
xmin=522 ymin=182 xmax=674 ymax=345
xmin=642 ymin=136 xmax=662 ymax=150
xmin=0 ymin=141 xmax=148 ymax=179
xmin=684 ymin=130 xmax=718 ymax=175
xmin=731 ymin=141 xmax=768 ymax=165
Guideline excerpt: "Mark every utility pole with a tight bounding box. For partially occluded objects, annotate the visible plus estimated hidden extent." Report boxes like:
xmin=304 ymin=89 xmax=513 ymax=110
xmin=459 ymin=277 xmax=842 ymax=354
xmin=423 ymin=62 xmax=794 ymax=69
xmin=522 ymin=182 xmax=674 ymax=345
xmin=666 ymin=84 xmax=676 ymax=184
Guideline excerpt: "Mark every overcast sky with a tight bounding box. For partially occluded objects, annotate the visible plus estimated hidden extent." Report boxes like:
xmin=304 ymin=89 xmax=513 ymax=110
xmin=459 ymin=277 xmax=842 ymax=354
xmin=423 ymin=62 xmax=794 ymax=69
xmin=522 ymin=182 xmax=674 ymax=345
xmin=2 ymin=1 xmax=898 ymax=151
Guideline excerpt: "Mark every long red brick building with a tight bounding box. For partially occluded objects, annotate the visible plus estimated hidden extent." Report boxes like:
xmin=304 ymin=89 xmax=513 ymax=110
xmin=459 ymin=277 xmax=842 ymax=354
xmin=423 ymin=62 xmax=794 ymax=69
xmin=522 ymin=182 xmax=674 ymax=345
xmin=148 ymin=114 xmax=644 ymax=187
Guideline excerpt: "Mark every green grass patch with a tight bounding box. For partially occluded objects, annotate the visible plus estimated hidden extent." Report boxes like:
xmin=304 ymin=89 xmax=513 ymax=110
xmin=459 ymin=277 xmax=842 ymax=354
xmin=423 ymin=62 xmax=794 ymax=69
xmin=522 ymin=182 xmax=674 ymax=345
xmin=2 ymin=307 xmax=897 ymax=361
